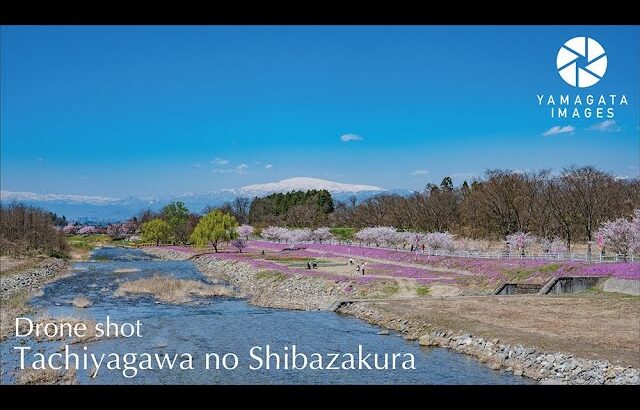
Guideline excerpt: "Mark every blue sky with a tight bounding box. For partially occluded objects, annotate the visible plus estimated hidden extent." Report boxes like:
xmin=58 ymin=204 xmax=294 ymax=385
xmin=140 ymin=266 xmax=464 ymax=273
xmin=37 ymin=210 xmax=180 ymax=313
xmin=1 ymin=25 xmax=639 ymax=197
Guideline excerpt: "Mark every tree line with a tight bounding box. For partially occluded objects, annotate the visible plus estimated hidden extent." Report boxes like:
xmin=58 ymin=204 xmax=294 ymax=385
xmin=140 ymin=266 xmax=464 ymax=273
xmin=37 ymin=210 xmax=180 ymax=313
xmin=0 ymin=203 xmax=69 ymax=258
xmin=332 ymin=166 xmax=639 ymax=253
xmin=104 ymin=165 xmax=640 ymax=254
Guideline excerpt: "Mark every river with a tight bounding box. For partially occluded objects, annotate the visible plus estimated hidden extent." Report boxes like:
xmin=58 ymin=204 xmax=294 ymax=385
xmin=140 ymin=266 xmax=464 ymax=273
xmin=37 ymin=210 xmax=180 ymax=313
xmin=0 ymin=247 xmax=531 ymax=384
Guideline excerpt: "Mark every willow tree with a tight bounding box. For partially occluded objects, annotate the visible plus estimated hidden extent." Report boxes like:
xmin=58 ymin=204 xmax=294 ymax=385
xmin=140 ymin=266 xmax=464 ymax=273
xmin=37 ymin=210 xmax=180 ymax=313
xmin=141 ymin=218 xmax=171 ymax=246
xmin=190 ymin=210 xmax=238 ymax=252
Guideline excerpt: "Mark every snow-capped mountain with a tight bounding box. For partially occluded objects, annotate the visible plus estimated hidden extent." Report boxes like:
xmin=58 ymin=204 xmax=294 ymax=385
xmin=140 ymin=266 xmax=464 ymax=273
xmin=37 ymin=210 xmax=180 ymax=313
xmin=0 ymin=190 xmax=120 ymax=205
xmin=1 ymin=177 xmax=396 ymax=222
xmin=240 ymin=177 xmax=383 ymax=195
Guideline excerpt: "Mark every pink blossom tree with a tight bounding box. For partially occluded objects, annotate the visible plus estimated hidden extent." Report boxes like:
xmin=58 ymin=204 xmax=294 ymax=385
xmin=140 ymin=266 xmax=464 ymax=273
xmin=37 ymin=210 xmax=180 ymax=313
xmin=62 ymin=224 xmax=78 ymax=235
xmin=231 ymin=238 xmax=248 ymax=253
xmin=286 ymin=228 xmax=313 ymax=244
xmin=506 ymin=232 xmax=537 ymax=256
xmin=261 ymin=226 xmax=289 ymax=242
xmin=237 ymin=224 xmax=255 ymax=240
xmin=77 ymin=225 xmax=96 ymax=235
xmin=540 ymin=237 xmax=567 ymax=254
xmin=597 ymin=210 xmax=640 ymax=260
xmin=354 ymin=227 xmax=397 ymax=247
xmin=424 ymin=232 xmax=456 ymax=252
xmin=312 ymin=227 xmax=333 ymax=243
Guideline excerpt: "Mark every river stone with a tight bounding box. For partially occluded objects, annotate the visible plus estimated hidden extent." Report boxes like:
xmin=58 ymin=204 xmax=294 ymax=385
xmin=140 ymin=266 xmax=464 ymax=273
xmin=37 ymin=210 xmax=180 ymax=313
xmin=540 ymin=378 xmax=566 ymax=385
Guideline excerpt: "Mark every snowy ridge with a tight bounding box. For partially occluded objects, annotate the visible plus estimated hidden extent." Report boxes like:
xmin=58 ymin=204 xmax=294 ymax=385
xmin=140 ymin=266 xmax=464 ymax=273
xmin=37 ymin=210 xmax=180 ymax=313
xmin=0 ymin=190 xmax=120 ymax=205
xmin=240 ymin=177 xmax=383 ymax=194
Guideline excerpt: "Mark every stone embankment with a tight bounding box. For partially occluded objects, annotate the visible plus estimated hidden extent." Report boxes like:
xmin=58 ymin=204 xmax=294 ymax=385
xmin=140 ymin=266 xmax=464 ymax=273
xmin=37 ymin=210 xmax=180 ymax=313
xmin=338 ymin=302 xmax=639 ymax=385
xmin=0 ymin=258 xmax=69 ymax=299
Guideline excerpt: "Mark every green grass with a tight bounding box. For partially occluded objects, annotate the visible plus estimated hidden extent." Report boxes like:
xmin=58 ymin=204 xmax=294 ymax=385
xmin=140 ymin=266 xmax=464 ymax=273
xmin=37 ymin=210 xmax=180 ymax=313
xmin=330 ymin=227 xmax=355 ymax=241
xmin=415 ymin=284 xmax=430 ymax=296
xmin=255 ymin=270 xmax=287 ymax=282
xmin=538 ymin=263 xmax=561 ymax=274
xmin=67 ymin=234 xmax=112 ymax=250
xmin=504 ymin=268 xmax=533 ymax=282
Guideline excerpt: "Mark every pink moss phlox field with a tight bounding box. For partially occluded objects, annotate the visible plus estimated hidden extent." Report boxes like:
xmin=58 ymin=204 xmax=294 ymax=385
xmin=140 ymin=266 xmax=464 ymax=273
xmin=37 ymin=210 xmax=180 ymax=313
xmin=150 ymin=242 xmax=639 ymax=283
xmin=249 ymin=241 xmax=640 ymax=280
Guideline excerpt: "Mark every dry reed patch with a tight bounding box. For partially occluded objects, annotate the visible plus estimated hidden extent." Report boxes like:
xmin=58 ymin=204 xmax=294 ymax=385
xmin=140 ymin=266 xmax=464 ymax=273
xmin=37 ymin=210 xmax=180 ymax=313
xmin=115 ymin=274 xmax=232 ymax=303
xmin=72 ymin=295 xmax=91 ymax=308
xmin=17 ymin=367 xmax=77 ymax=385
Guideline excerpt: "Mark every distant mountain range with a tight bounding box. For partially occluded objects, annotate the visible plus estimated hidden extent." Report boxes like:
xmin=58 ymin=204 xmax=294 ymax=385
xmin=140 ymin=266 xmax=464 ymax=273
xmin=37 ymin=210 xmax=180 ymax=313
xmin=1 ymin=177 xmax=412 ymax=223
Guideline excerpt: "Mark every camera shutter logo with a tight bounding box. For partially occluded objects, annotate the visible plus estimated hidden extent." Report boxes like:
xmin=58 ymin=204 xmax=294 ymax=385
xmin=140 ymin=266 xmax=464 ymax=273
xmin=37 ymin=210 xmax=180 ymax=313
xmin=557 ymin=37 xmax=607 ymax=88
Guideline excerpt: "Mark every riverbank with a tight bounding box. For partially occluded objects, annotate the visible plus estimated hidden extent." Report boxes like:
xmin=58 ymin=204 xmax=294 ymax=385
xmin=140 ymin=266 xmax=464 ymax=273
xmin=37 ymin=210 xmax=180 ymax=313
xmin=144 ymin=246 xmax=639 ymax=385
xmin=0 ymin=257 xmax=71 ymax=341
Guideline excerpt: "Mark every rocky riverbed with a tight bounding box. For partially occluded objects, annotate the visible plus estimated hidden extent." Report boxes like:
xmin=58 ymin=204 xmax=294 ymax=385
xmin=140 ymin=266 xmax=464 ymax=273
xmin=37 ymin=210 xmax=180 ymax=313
xmin=0 ymin=258 xmax=69 ymax=300
xmin=144 ymin=247 xmax=639 ymax=385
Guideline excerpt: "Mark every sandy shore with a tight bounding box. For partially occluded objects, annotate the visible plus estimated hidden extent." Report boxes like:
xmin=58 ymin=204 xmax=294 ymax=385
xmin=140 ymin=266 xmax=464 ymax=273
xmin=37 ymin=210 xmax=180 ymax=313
xmin=144 ymin=247 xmax=639 ymax=385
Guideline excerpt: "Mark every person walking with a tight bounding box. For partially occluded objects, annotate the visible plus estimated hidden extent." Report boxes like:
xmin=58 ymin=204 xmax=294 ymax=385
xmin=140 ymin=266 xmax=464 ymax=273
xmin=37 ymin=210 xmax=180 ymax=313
xmin=362 ymin=262 xmax=367 ymax=275
xmin=356 ymin=264 xmax=361 ymax=274
xmin=349 ymin=258 xmax=353 ymax=265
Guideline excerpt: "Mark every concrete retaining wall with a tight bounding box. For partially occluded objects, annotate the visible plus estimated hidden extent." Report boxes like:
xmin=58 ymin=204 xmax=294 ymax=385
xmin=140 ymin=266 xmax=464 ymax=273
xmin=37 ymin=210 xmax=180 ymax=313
xmin=603 ymin=278 xmax=640 ymax=296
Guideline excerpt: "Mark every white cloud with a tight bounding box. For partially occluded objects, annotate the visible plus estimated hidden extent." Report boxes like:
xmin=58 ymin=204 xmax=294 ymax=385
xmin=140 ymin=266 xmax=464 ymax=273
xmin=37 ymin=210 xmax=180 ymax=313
xmin=211 ymin=157 xmax=230 ymax=165
xmin=212 ymin=163 xmax=248 ymax=175
xmin=340 ymin=134 xmax=363 ymax=142
xmin=589 ymin=120 xmax=621 ymax=132
xmin=542 ymin=125 xmax=575 ymax=137
xmin=411 ymin=169 xmax=430 ymax=176
xmin=265 ymin=164 xmax=274 ymax=170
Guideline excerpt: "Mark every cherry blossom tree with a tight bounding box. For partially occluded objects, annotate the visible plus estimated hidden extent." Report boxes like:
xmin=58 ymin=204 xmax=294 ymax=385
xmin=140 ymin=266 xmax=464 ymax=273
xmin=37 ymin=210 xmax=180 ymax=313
xmin=231 ymin=238 xmax=248 ymax=253
xmin=312 ymin=227 xmax=333 ymax=243
xmin=506 ymin=232 xmax=537 ymax=256
xmin=354 ymin=226 xmax=397 ymax=247
xmin=261 ymin=226 xmax=289 ymax=242
xmin=62 ymin=224 xmax=78 ymax=235
xmin=76 ymin=225 xmax=96 ymax=235
xmin=237 ymin=224 xmax=255 ymax=240
xmin=286 ymin=228 xmax=313 ymax=244
xmin=597 ymin=210 xmax=640 ymax=260
xmin=540 ymin=237 xmax=567 ymax=254
xmin=424 ymin=232 xmax=456 ymax=252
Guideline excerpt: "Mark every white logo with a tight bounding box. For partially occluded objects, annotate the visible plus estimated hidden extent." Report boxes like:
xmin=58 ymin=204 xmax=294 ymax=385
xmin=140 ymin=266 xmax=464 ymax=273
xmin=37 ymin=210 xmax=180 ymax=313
xmin=557 ymin=37 xmax=607 ymax=88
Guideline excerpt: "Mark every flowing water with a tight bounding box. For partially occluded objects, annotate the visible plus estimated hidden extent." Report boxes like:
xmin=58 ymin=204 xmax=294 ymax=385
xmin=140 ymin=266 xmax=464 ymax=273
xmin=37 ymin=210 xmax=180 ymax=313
xmin=1 ymin=247 xmax=532 ymax=384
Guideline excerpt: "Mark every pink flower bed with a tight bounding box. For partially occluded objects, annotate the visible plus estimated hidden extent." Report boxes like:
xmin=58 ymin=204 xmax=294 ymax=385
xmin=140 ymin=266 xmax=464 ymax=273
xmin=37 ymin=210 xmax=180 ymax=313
xmin=249 ymin=241 xmax=640 ymax=280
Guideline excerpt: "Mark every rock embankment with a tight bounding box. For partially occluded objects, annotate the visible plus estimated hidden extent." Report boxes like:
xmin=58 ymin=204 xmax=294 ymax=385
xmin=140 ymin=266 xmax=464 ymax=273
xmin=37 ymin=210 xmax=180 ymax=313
xmin=338 ymin=302 xmax=640 ymax=385
xmin=0 ymin=258 xmax=69 ymax=299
